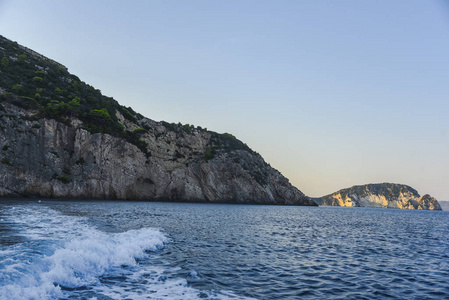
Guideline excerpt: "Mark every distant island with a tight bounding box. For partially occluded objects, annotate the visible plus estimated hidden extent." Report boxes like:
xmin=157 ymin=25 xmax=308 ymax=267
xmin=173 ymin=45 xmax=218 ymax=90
xmin=439 ymin=201 xmax=449 ymax=211
xmin=313 ymin=183 xmax=442 ymax=210
xmin=0 ymin=35 xmax=316 ymax=206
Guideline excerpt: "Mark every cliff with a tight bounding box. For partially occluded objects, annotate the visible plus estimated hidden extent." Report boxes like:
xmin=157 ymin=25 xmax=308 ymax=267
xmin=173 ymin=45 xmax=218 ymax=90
xmin=314 ymin=183 xmax=442 ymax=210
xmin=0 ymin=35 xmax=315 ymax=206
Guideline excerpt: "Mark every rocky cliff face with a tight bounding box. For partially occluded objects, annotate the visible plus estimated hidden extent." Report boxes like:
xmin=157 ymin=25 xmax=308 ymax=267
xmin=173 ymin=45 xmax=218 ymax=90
xmin=0 ymin=101 xmax=315 ymax=205
xmin=0 ymin=35 xmax=315 ymax=205
xmin=314 ymin=183 xmax=441 ymax=210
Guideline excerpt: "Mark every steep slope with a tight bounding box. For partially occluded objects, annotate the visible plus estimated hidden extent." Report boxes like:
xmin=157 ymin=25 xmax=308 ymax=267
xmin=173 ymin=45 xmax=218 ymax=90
xmin=0 ymin=35 xmax=316 ymax=206
xmin=314 ymin=183 xmax=441 ymax=210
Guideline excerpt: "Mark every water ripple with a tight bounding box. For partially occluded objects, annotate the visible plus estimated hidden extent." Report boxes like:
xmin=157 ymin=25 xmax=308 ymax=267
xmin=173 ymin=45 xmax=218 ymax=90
xmin=1 ymin=201 xmax=448 ymax=299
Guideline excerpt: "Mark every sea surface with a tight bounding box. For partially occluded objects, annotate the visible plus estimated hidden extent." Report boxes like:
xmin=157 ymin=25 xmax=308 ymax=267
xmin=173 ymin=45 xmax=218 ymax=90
xmin=0 ymin=200 xmax=448 ymax=299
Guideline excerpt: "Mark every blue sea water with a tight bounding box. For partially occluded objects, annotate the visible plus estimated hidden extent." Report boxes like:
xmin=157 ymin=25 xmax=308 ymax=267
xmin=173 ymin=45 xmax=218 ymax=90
xmin=0 ymin=200 xmax=448 ymax=299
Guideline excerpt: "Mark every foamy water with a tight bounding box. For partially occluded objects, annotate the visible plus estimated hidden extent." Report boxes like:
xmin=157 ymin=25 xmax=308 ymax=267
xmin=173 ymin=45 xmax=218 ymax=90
xmin=0 ymin=203 xmax=250 ymax=299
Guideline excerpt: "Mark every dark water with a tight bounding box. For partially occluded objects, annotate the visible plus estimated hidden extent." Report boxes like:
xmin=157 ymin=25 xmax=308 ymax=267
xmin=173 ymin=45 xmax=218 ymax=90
xmin=1 ymin=200 xmax=448 ymax=299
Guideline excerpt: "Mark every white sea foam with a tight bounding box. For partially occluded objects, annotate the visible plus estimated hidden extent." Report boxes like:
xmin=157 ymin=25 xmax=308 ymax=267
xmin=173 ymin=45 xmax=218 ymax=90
xmin=94 ymin=267 xmax=250 ymax=300
xmin=43 ymin=227 xmax=168 ymax=288
xmin=0 ymin=204 xmax=253 ymax=300
xmin=0 ymin=205 xmax=168 ymax=300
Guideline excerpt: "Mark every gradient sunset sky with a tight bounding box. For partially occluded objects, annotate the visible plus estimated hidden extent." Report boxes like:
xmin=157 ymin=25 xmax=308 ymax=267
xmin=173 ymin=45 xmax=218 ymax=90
xmin=1 ymin=0 xmax=448 ymax=200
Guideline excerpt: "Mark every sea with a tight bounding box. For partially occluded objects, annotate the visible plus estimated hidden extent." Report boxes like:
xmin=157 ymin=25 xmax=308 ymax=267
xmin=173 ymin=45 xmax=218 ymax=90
xmin=0 ymin=199 xmax=448 ymax=300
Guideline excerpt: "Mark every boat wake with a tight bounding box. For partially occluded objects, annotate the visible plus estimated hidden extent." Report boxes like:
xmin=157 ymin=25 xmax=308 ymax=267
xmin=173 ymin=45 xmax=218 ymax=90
xmin=0 ymin=204 xmax=249 ymax=299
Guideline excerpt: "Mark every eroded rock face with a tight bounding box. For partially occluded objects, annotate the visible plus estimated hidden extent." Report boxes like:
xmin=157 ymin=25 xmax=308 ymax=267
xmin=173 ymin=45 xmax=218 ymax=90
xmin=0 ymin=103 xmax=315 ymax=206
xmin=314 ymin=183 xmax=441 ymax=210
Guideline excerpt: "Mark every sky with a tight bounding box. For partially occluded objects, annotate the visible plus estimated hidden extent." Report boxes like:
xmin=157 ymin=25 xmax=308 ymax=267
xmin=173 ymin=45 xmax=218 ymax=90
xmin=1 ymin=0 xmax=448 ymax=200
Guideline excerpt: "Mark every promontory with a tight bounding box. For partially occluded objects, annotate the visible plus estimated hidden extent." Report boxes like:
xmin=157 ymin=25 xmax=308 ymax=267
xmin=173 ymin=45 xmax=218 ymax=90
xmin=313 ymin=183 xmax=441 ymax=210
xmin=0 ymin=35 xmax=316 ymax=206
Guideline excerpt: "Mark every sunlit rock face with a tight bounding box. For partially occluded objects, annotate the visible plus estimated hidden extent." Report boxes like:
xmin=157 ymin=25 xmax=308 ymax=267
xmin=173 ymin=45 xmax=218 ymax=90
xmin=0 ymin=102 xmax=316 ymax=206
xmin=314 ymin=183 xmax=442 ymax=210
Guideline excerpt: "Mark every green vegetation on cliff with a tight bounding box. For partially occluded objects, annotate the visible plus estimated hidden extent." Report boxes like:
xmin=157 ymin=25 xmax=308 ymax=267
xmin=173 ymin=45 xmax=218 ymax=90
xmin=0 ymin=35 xmax=251 ymax=158
xmin=0 ymin=35 xmax=316 ymax=205
xmin=0 ymin=35 xmax=132 ymax=136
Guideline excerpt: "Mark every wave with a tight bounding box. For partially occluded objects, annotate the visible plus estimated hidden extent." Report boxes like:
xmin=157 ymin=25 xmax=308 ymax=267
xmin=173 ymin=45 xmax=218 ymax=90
xmin=0 ymin=205 xmax=168 ymax=299
xmin=44 ymin=227 xmax=168 ymax=288
xmin=0 ymin=204 xmax=253 ymax=300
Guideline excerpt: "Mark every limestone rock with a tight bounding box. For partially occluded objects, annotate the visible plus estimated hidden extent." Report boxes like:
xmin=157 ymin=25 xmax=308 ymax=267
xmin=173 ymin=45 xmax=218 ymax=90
xmin=314 ymin=183 xmax=442 ymax=210
xmin=0 ymin=103 xmax=315 ymax=206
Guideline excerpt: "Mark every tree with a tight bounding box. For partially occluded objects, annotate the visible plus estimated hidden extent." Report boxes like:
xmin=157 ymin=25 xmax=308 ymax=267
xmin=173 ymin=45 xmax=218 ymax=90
xmin=45 ymin=100 xmax=74 ymax=118
xmin=68 ymin=97 xmax=80 ymax=115
xmin=85 ymin=108 xmax=114 ymax=134
xmin=1 ymin=57 xmax=9 ymax=67
xmin=11 ymin=84 xmax=22 ymax=93
xmin=18 ymin=54 xmax=27 ymax=63
xmin=89 ymin=108 xmax=111 ymax=121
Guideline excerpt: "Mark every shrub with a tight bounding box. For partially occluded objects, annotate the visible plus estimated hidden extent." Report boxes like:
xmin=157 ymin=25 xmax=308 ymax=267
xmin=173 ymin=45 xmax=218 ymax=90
xmin=223 ymin=132 xmax=236 ymax=139
xmin=67 ymin=97 xmax=80 ymax=113
xmin=89 ymin=108 xmax=111 ymax=120
xmin=45 ymin=100 xmax=70 ymax=117
xmin=161 ymin=121 xmax=177 ymax=132
xmin=209 ymin=132 xmax=252 ymax=154
xmin=18 ymin=54 xmax=27 ymax=63
xmin=133 ymin=128 xmax=146 ymax=134
xmin=120 ymin=107 xmax=136 ymax=122
xmin=182 ymin=124 xmax=195 ymax=133
xmin=204 ymin=148 xmax=215 ymax=160
xmin=1 ymin=158 xmax=11 ymax=165
xmin=57 ymin=175 xmax=70 ymax=184
xmin=9 ymin=96 xmax=40 ymax=110
xmin=1 ymin=57 xmax=9 ymax=67
xmin=11 ymin=84 xmax=22 ymax=93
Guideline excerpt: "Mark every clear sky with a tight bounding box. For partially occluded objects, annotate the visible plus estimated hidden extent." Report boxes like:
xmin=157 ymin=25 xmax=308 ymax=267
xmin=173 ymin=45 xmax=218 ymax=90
xmin=1 ymin=0 xmax=448 ymax=200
